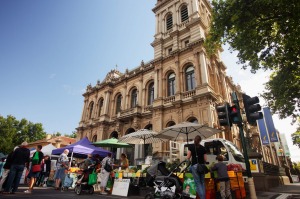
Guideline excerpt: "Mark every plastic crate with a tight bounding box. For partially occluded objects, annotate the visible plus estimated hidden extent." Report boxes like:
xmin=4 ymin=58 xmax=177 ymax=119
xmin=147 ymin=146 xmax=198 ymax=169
xmin=235 ymin=187 xmax=246 ymax=199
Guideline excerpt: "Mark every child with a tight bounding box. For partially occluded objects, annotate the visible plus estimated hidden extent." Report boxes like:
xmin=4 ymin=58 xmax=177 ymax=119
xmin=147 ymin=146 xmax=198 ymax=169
xmin=211 ymin=155 xmax=232 ymax=199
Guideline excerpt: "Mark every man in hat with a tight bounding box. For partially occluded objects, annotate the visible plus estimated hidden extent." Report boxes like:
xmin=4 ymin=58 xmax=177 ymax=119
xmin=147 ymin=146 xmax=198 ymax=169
xmin=3 ymin=142 xmax=30 ymax=194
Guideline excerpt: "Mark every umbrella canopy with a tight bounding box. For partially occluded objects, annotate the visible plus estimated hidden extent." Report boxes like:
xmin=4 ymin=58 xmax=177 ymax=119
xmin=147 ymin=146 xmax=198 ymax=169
xmin=92 ymin=138 xmax=132 ymax=148
xmin=119 ymin=129 xmax=171 ymax=159
xmin=30 ymin=144 xmax=57 ymax=157
xmin=157 ymin=122 xmax=221 ymax=142
xmin=51 ymin=137 xmax=111 ymax=158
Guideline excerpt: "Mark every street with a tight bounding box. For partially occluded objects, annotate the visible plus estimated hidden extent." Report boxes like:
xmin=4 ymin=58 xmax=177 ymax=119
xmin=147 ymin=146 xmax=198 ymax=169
xmin=0 ymin=186 xmax=144 ymax=199
xmin=1 ymin=184 xmax=300 ymax=199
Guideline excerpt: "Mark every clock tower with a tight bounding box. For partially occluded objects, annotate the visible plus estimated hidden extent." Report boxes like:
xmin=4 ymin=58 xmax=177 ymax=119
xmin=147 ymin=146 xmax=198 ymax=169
xmin=152 ymin=0 xmax=212 ymax=59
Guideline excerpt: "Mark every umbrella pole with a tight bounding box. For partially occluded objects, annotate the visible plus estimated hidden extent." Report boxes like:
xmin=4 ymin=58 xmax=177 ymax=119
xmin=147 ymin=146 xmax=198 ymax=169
xmin=144 ymin=136 xmax=146 ymax=163
xmin=69 ymin=152 xmax=73 ymax=167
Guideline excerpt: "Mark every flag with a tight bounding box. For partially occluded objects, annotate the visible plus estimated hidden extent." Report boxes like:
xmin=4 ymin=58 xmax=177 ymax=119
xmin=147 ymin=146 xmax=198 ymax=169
xmin=257 ymin=119 xmax=269 ymax=145
xmin=263 ymin=107 xmax=279 ymax=142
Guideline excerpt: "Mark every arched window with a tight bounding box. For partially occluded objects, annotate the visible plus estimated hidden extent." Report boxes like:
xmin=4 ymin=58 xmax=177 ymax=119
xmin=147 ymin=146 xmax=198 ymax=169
xmin=187 ymin=117 xmax=198 ymax=124
xmin=168 ymin=73 xmax=176 ymax=96
xmin=116 ymin=94 xmax=122 ymax=114
xmin=148 ymin=82 xmax=154 ymax=105
xmin=166 ymin=14 xmax=173 ymax=31
xmin=131 ymin=89 xmax=138 ymax=108
xmin=88 ymin=102 xmax=94 ymax=119
xmin=98 ymin=98 xmax=104 ymax=117
xmin=166 ymin=121 xmax=176 ymax=127
xmin=185 ymin=66 xmax=196 ymax=91
xmin=110 ymin=131 xmax=118 ymax=139
xmin=92 ymin=135 xmax=97 ymax=142
xmin=181 ymin=5 xmax=188 ymax=22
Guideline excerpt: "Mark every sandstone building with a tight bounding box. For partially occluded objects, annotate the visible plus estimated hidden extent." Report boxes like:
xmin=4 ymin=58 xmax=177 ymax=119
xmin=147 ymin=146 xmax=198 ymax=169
xmin=76 ymin=0 xmax=244 ymax=164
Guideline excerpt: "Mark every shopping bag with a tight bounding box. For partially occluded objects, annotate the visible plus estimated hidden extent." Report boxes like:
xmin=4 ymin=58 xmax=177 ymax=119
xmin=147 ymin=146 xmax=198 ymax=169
xmin=105 ymin=177 xmax=113 ymax=191
xmin=88 ymin=170 xmax=97 ymax=185
xmin=32 ymin=164 xmax=42 ymax=173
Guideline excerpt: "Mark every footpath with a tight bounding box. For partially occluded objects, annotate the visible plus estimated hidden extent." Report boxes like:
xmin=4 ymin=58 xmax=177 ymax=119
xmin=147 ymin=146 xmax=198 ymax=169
xmin=255 ymin=183 xmax=300 ymax=199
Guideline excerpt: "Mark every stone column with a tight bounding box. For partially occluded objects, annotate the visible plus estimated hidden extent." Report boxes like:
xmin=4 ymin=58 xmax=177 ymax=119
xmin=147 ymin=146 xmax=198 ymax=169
xmin=154 ymin=68 xmax=159 ymax=99
xmin=194 ymin=52 xmax=202 ymax=87
xmin=81 ymin=99 xmax=88 ymax=121
xmin=199 ymin=52 xmax=209 ymax=84
xmin=103 ymin=90 xmax=111 ymax=115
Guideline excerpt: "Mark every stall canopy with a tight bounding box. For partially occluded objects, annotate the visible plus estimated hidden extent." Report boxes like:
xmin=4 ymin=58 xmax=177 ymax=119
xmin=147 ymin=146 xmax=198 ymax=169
xmin=51 ymin=137 xmax=111 ymax=158
xmin=30 ymin=144 xmax=57 ymax=157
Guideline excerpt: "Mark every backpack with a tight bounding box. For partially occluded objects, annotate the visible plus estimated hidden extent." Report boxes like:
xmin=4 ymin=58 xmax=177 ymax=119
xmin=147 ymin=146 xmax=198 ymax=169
xmin=104 ymin=159 xmax=112 ymax=172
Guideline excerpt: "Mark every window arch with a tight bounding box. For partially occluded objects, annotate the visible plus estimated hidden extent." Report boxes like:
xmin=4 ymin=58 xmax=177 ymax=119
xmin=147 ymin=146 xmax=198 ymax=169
xmin=187 ymin=117 xmax=198 ymax=124
xmin=166 ymin=121 xmax=176 ymax=127
xmin=148 ymin=82 xmax=154 ymax=105
xmin=181 ymin=4 xmax=188 ymax=22
xmin=88 ymin=102 xmax=94 ymax=119
xmin=98 ymin=98 xmax=104 ymax=117
xmin=185 ymin=66 xmax=196 ymax=91
xmin=92 ymin=135 xmax=97 ymax=142
xmin=115 ymin=94 xmax=122 ymax=114
xmin=131 ymin=88 xmax=138 ymax=108
xmin=168 ymin=73 xmax=176 ymax=96
xmin=110 ymin=131 xmax=118 ymax=139
xmin=166 ymin=13 xmax=173 ymax=31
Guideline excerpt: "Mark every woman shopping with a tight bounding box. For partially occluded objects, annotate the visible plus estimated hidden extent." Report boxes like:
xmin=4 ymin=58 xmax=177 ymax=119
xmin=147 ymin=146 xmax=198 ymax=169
xmin=24 ymin=145 xmax=44 ymax=193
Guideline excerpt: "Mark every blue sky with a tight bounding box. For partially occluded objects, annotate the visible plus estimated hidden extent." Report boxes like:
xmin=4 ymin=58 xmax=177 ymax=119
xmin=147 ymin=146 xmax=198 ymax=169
xmin=0 ymin=1 xmax=298 ymax=161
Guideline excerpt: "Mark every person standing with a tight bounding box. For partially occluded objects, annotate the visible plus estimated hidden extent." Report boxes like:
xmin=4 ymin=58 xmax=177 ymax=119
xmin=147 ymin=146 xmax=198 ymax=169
xmin=36 ymin=155 xmax=51 ymax=187
xmin=186 ymin=135 xmax=207 ymax=199
xmin=24 ymin=145 xmax=44 ymax=193
xmin=211 ymin=155 xmax=232 ymax=199
xmin=54 ymin=149 xmax=69 ymax=190
xmin=119 ymin=153 xmax=129 ymax=170
xmin=99 ymin=153 xmax=112 ymax=195
xmin=3 ymin=142 xmax=30 ymax=194
xmin=0 ymin=146 xmax=18 ymax=192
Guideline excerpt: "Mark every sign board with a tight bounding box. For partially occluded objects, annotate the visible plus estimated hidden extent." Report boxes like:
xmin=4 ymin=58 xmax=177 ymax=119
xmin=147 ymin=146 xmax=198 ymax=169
xmin=112 ymin=179 xmax=130 ymax=197
xmin=249 ymin=159 xmax=259 ymax=173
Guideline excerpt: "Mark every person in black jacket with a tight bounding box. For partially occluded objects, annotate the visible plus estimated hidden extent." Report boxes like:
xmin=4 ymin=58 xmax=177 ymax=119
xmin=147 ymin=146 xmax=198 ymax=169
xmin=3 ymin=142 xmax=30 ymax=194
xmin=186 ymin=135 xmax=207 ymax=199
xmin=24 ymin=145 xmax=44 ymax=194
xmin=0 ymin=146 xmax=18 ymax=192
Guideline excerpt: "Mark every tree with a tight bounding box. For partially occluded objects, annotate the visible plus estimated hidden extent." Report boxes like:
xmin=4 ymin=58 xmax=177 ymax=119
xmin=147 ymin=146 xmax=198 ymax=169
xmin=53 ymin=132 xmax=61 ymax=137
xmin=206 ymin=0 xmax=300 ymax=122
xmin=64 ymin=131 xmax=77 ymax=138
xmin=0 ymin=115 xmax=47 ymax=154
xmin=291 ymin=120 xmax=300 ymax=148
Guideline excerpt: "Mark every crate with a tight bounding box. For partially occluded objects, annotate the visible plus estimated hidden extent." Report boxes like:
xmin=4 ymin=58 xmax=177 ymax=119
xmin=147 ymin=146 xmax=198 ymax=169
xmin=235 ymin=187 xmax=246 ymax=199
xmin=227 ymin=171 xmax=236 ymax=178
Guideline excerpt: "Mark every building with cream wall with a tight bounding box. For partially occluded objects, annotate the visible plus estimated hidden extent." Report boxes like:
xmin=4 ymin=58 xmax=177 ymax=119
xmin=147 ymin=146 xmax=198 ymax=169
xmin=76 ymin=0 xmax=244 ymax=163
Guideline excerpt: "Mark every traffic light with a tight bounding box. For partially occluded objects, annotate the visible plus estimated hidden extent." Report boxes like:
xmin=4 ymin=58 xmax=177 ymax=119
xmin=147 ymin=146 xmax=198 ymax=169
xmin=242 ymin=94 xmax=263 ymax=125
xmin=216 ymin=103 xmax=231 ymax=126
xmin=229 ymin=105 xmax=242 ymax=124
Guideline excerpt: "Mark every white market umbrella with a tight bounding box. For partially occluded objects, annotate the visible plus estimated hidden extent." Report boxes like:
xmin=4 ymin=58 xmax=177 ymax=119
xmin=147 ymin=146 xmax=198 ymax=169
xmin=157 ymin=122 xmax=222 ymax=142
xmin=118 ymin=129 xmax=171 ymax=158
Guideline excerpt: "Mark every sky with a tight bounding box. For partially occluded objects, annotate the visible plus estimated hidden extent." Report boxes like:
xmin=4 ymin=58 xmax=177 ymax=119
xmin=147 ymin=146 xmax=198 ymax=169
xmin=0 ymin=1 xmax=298 ymax=162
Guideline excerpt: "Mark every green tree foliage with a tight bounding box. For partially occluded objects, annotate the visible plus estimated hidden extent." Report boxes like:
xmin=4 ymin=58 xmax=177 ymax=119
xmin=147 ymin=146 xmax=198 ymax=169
xmin=0 ymin=115 xmax=46 ymax=154
xmin=64 ymin=131 xmax=77 ymax=138
xmin=206 ymin=0 xmax=300 ymax=121
xmin=291 ymin=120 xmax=300 ymax=148
xmin=53 ymin=132 xmax=61 ymax=137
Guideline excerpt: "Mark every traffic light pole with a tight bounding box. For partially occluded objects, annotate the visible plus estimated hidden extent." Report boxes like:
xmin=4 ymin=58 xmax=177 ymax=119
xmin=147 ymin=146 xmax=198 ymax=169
xmin=231 ymin=92 xmax=257 ymax=199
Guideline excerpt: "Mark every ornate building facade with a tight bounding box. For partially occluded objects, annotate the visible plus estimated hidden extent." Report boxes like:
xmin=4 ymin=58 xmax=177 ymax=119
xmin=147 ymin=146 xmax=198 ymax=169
xmin=76 ymin=0 xmax=244 ymax=163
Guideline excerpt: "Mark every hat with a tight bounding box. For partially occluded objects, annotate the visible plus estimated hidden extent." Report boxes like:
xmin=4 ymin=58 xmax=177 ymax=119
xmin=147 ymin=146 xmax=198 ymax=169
xmin=14 ymin=146 xmax=19 ymax=151
xmin=21 ymin=141 xmax=28 ymax=146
